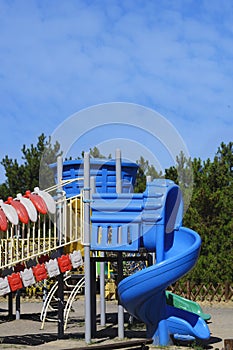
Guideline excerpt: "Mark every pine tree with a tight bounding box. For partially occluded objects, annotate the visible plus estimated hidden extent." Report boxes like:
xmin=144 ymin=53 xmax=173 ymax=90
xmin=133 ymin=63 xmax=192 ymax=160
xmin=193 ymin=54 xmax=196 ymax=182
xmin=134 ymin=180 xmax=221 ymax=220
xmin=0 ymin=134 xmax=61 ymax=199
xmin=183 ymin=142 xmax=233 ymax=283
xmin=134 ymin=156 xmax=162 ymax=192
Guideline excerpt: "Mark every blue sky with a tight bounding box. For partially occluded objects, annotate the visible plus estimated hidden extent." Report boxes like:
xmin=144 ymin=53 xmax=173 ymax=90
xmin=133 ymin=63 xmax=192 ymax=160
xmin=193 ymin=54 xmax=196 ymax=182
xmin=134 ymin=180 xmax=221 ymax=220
xmin=0 ymin=0 xmax=233 ymax=183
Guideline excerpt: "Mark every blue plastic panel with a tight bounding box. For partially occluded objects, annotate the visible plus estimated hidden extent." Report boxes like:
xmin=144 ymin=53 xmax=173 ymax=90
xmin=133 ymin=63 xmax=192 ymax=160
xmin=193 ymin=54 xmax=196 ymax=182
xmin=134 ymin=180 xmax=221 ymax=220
xmin=50 ymin=158 xmax=138 ymax=197
xmin=90 ymin=179 xmax=183 ymax=252
xmin=91 ymin=223 xmax=141 ymax=251
xmin=91 ymin=193 xmax=143 ymax=251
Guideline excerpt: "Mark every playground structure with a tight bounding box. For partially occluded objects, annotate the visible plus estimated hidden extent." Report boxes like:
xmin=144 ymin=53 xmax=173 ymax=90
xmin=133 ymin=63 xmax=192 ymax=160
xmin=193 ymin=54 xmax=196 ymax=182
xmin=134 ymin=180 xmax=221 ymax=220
xmin=0 ymin=173 xmax=85 ymax=325
xmin=0 ymin=188 xmax=84 ymax=273
xmin=0 ymin=150 xmax=211 ymax=346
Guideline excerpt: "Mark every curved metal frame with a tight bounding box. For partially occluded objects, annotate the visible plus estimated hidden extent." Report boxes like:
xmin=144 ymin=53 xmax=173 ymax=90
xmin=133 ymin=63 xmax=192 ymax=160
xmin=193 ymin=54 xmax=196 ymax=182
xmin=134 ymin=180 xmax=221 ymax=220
xmin=40 ymin=274 xmax=71 ymax=329
xmin=64 ymin=276 xmax=85 ymax=330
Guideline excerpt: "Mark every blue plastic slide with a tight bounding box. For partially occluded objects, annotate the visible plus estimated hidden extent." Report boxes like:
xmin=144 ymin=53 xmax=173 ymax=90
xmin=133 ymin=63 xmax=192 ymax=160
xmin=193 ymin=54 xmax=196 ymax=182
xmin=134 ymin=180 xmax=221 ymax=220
xmin=118 ymin=227 xmax=210 ymax=345
xmin=90 ymin=178 xmax=210 ymax=345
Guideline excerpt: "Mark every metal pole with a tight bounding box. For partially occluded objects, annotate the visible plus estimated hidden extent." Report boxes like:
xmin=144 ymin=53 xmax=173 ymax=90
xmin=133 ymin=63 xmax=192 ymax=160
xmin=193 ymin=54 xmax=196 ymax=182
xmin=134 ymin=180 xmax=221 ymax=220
xmin=57 ymin=273 xmax=64 ymax=339
xmin=8 ymin=292 xmax=13 ymax=319
xmin=57 ymin=156 xmax=63 ymax=245
xmin=91 ymin=175 xmax=106 ymax=327
xmin=84 ymin=152 xmax=91 ymax=344
xmin=90 ymin=258 xmax=97 ymax=337
xmin=43 ymin=280 xmax=48 ymax=307
xmin=15 ymin=290 xmax=20 ymax=320
xmin=57 ymin=156 xmax=63 ymax=189
xmin=90 ymin=176 xmax=97 ymax=335
xmin=100 ymin=251 xmax=106 ymax=326
xmin=90 ymin=176 xmax=95 ymax=200
xmin=116 ymin=149 xmax=124 ymax=339
xmin=56 ymin=156 xmax=65 ymax=339
xmin=116 ymin=148 xmax=122 ymax=193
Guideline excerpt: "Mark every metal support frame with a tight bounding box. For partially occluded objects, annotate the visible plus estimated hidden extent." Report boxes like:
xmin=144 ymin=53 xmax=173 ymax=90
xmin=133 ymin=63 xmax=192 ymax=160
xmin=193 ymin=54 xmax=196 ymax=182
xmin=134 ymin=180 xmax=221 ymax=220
xmin=56 ymin=156 xmax=65 ymax=339
xmin=91 ymin=175 xmax=106 ymax=327
xmin=15 ymin=290 xmax=20 ymax=320
xmin=115 ymin=149 xmax=125 ymax=339
xmin=57 ymin=272 xmax=64 ymax=339
xmin=91 ymin=258 xmax=97 ymax=337
xmin=100 ymin=251 xmax=106 ymax=326
xmin=84 ymin=152 xmax=91 ymax=344
xmin=8 ymin=292 xmax=13 ymax=319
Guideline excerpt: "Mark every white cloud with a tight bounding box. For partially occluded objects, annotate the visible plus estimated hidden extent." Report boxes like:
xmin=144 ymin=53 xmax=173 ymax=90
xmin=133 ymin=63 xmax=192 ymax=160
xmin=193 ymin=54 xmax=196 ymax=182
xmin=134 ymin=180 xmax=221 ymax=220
xmin=0 ymin=0 xmax=232 ymax=183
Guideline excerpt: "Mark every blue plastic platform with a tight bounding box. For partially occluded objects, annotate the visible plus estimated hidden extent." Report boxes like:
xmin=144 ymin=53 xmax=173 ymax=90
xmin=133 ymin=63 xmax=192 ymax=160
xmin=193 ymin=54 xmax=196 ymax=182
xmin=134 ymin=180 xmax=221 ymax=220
xmin=50 ymin=158 xmax=138 ymax=197
xmin=91 ymin=193 xmax=143 ymax=251
xmin=90 ymin=179 xmax=183 ymax=252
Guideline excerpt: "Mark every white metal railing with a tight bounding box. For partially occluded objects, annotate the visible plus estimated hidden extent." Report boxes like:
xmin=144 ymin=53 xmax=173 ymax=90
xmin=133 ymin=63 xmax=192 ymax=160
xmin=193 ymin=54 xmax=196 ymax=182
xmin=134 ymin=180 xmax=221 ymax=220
xmin=0 ymin=181 xmax=84 ymax=270
xmin=40 ymin=274 xmax=85 ymax=330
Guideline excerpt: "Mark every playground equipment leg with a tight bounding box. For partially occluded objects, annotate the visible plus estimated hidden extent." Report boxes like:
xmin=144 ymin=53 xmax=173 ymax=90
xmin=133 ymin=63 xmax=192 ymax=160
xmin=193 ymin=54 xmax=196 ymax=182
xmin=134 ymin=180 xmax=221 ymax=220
xmin=56 ymin=157 xmax=65 ymax=339
xmin=84 ymin=240 xmax=91 ymax=342
xmin=15 ymin=290 xmax=20 ymax=320
xmin=116 ymin=149 xmax=125 ymax=340
xmin=43 ymin=280 xmax=48 ymax=306
xmin=84 ymin=152 xmax=91 ymax=344
xmin=57 ymin=272 xmax=64 ymax=339
xmin=117 ymin=252 xmax=124 ymax=339
xmin=100 ymin=251 xmax=106 ymax=326
xmin=91 ymin=258 xmax=97 ymax=337
xmin=90 ymin=176 xmax=98 ymax=335
xmin=8 ymin=292 xmax=13 ymax=318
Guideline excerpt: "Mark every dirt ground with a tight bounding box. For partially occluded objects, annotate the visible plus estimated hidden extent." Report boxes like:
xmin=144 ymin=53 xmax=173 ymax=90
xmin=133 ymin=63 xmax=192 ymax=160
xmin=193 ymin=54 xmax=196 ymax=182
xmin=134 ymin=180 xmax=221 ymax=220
xmin=0 ymin=296 xmax=232 ymax=350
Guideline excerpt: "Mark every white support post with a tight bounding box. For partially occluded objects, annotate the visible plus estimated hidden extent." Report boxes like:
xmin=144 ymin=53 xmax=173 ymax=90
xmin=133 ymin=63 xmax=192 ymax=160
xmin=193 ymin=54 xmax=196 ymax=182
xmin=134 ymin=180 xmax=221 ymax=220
xmin=91 ymin=176 xmax=106 ymax=327
xmin=100 ymin=250 xmax=106 ymax=326
xmin=90 ymin=176 xmax=96 ymax=200
xmin=57 ymin=156 xmax=63 ymax=246
xmin=116 ymin=148 xmax=122 ymax=193
xmin=56 ymin=155 xmax=65 ymax=339
xmin=116 ymin=149 xmax=124 ymax=340
xmin=84 ymin=152 xmax=91 ymax=344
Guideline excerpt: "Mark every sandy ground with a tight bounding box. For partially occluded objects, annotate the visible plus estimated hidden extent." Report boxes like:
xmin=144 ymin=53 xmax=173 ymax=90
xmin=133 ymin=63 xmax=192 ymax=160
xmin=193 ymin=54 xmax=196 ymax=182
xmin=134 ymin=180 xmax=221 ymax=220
xmin=0 ymin=296 xmax=232 ymax=350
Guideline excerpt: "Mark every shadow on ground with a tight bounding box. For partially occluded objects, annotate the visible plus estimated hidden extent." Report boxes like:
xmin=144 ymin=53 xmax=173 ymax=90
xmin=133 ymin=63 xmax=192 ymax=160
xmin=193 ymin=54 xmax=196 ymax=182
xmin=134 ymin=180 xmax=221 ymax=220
xmin=0 ymin=311 xmax=222 ymax=349
xmin=0 ymin=333 xmax=85 ymax=347
xmin=0 ymin=311 xmax=148 ymax=347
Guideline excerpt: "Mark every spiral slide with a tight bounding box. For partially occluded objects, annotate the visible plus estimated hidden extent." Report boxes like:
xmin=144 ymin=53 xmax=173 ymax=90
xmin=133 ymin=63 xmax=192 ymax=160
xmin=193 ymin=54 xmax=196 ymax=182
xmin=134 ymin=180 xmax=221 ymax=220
xmin=91 ymin=178 xmax=210 ymax=346
xmin=118 ymin=228 xmax=210 ymax=345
